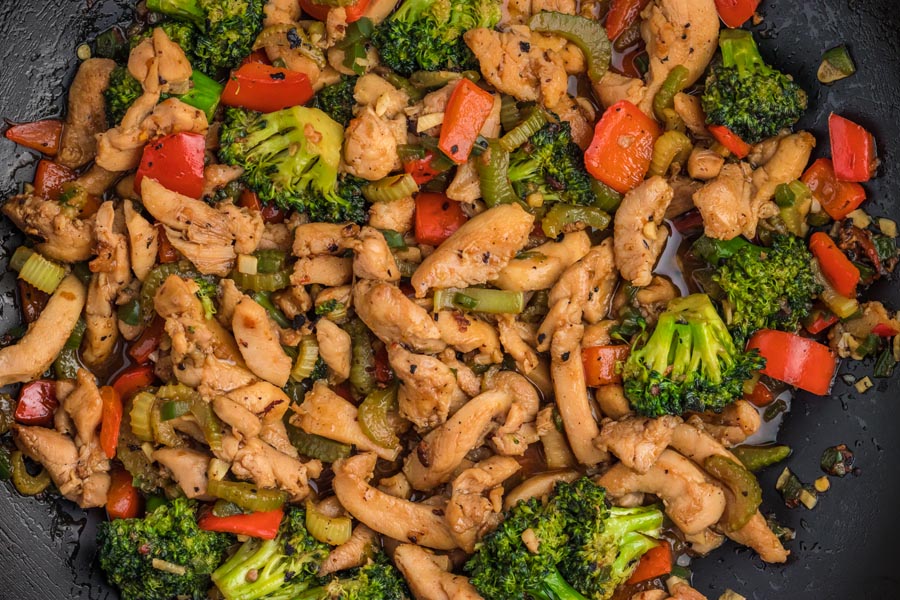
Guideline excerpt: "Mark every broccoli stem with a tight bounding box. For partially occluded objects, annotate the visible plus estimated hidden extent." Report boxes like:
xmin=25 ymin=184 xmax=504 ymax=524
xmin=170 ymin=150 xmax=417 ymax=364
xmin=607 ymin=506 xmax=666 ymax=539
xmin=177 ymin=71 xmax=223 ymax=121
xmin=612 ymin=532 xmax=661 ymax=578
xmin=719 ymin=29 xmax=768 ymax=77
xmin=532 ymin=568 xmax=590 ymax=600
xmin=146 ymin=0 xmax=206 ymax=28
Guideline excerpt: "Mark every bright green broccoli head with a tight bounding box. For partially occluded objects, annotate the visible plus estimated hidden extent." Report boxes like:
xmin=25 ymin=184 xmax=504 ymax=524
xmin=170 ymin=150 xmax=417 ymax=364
xmin=312 ymin=76 xmax=359 ymax=128
xmin=623 ymin=293 xmax=766 ymax=417
xmin=211 ymin=505 xmax=331 ymax=600
xmin=194 ymin=277 xmax=218 ymax=319
xmin=299 ymin=554 xmax=411 ymax=600
xmin=97 ymin=498 xmax=233 ymax=600
xmin=701 ymin=29 xmax=807 ymax=143
xmin=373 ymin=0 xmax=501 ymax=75
xmin=692 ymin=234 xmax=821 ymax=344
xmin=105 ymin=65 xmax=143 ymax=125
xmin=219 ymin=106 xmax=365 ymax=223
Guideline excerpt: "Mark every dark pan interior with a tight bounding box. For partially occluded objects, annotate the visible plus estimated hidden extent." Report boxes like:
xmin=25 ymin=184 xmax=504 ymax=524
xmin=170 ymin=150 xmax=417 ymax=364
xmin=1 ymin=1 xmax=899 ymax=598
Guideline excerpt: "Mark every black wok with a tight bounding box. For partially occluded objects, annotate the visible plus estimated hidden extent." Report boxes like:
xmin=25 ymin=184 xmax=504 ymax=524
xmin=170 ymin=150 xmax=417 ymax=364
xmin=1 ymin=1 xmax=899 ymax=598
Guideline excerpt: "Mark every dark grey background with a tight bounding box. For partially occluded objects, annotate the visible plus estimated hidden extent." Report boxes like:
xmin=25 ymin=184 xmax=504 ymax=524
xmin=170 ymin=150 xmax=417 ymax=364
xmin=0 ymin=0 xmax=898 ymax=598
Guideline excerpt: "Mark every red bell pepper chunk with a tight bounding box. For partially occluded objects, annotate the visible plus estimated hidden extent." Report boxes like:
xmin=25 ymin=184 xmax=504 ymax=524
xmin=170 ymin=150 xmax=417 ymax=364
xmin=112 ymin=365 xmax=157 ymax=402
xmin=4 ymin=119 xmax=63 ymax=156
xmin=582 ymin=345 xmax=630 ymax=386
xmin=872 ymin=323 xmax=899 ymax=337
xmin=135 ymin=132 xmax=206 ymax=199
xmin=803 ymin=305 xmax=839 ymax=335
xmin=14 ymin=380 xmax=58 ymax=427
xmin=747 ymin=330 xmax=837 ymax=396
xmin=129 ymin=316 xmax=166 ymax=365
xmin=626 ymin=541 xmax=672 ymax=584
xmin=241 ymin=49 xmax=271 ymax=66
xmin=156 ymin=224 xmax=180 ymax=263
xmin=107 ymin=468 xmax=142 ymax=520
xmin=404 ymin=151 xmax=442 ymax=185
xmin=606 ymin=0 xmax=652 ymax=42
xmin=221 ymin=63 xmax=314 ymax=113
xmin=198 ymin=508 xmax=284 ymax=539
xmin=438 ymin=79 xmax=495 ymax=164
xmin=33 ymin=159 xmax=77 ymax=200
xmin=99 ymin=386 xmax=123 ymax=460
xmin=829 ymin=113 xmax=877 ymax=183
xmin=708 ymin=124 xmax=751 ymax=159
xmin=344 ymin=0 xmax=371 ymax=22
xmin=714 ymin=0 xmax=760 ymax=28
xmin=414 ymin=192 xmax=468 ymax=246
xmin=743 ymin=378 xmax=775 ymax=407
xmin=585 ymin=100 xmax=660 ymax=194
xmin=801 ymin=158 xmax=866 ymax=220
xmin=239 ymin=188 xmax=286 ymax=224
xmin=809 ymin=232 xmax=860 ymax=298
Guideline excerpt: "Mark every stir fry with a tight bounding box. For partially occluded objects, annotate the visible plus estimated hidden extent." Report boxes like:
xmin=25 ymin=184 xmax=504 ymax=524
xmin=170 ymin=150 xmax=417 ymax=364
xmin=0 ymin=0 xmax=896 ymax=599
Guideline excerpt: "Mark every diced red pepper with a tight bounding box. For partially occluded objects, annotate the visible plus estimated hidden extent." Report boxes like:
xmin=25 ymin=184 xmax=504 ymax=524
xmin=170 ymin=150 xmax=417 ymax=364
xmin=744 ymin=379 xmax=775 ymax=407
xmin=714 ymin=0 xmax=760 ymax=28
xmin=374 ymin=344 xmax=393 ymax=384
xmin=333 ymin=381 xmax=355 ymax=402
xmin=626 ymin=541 xmax=672 ymax=584
xmin=135 ymin=132 xmax=206 ymax=199
xmin=17 ymin=279 xmax=49 ymax=324
xmin=438 ymin=79 xmax=495 ymax=164
xmin=129 ymin=316 xmax=165 ymax=365
xmin=33 ymin=159 xmax=77 ymax=200
xmin=239 ymin=188 xmax=285 ymax=223
xmin=14 ymin=380 xmax=58 ymax=427
xmin=299 ymin=0 xmax=371 ymax=24
xmin=221 ymin=63 xmax=314 ymax=113
xmin=112 ymin=365 xmax=157 ymax=402
xmin=241 ymin=49 xmax=271 ymax=66
xmin=198 ymin=508 xmax=284 ymax=539
xmin=872 ymin=323 xmax=899 ymax=337
xmin=801 ymin=158 xmax=867 ymax=220
xmin=747 ymin=330 xmax=837 ymax=396
xmin=708 ymin=124 xmax=751 ymax=159
xmin=99 ymin=386 xmax=123 ymax=460
xmin=157 ymin=224 xmax=179 ymax=263
xmin=829 ymin=113 xmax=877 ymax=183
xmin=585 ymin=100 xmax=660 ymax=194
xmin=606 ymin=0 xmax=652 ymax=41
xmin=414 ymin=192 xmax=468 ymax=246
xmin=107 ymin=468 xmax=142 ymax=520
xmin=4 ymin=119 xmax=63 ymax=156
xmin=809 ymin=231 xmax=860 ymax=297
xmin=344 ymin=0 xmax=371 ymax=22
xmin=403 ymin=151 xmax=442 ymax=185
xmin=582 ymin=345 xmax=630 ymax=386
xmin=803 ymin=305 xmax=839 ymax=335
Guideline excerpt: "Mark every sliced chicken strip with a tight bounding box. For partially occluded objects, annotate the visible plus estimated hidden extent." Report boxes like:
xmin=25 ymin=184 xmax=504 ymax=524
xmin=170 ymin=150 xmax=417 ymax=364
xmin=666 ymin=577 xmax=709 ymax=600
xmin=354 ymin=280 xmax=446 ymax=353
xmin=152 ymin=448 xmax=210 ymax=499
xmin=232 ymin=296 xmax=293 ymax=387
xmin=230 ymin=437 xmax=319 ymax=501
xmin=692 ymin=162 xmax=755 ymax=241
xmin=492 ymin=231 xmax=592 ymax=292
xmin=62 ymin=369 xmax=103 ymax=449
xmin=595 ymin=384 xmax=633 ymax=420
xmin=497 ymin=315 xmax=540 ymax=375
xmin=212 ymin=396 xmax=262 ymax=440
xmin=484 ymin=371 xmax=541 ymax=456
xmin=686 ymin=400 xmax=761 ymax=447
xmin=390 ymin=342 xmax=465 ymax=430
xmin=315 ymin=318 xmax=351 ymax=381
xmin=595 ymin=415 xmax=680 ymax=473
xmin=57 ymin=58 xmax=116 ymax=169
xmin=2 ymin=193 xmax=94 ymax=263
xmin=292 ymin=222 xmax=360 ymax=257
xmin=724 ymin=511 xmax=789 ymax=564
xmin=503 ymin=469 xmax=580 ymax=509
xmin=351 ymin=225 xmax=400 ymax=281
xmin=128 ymin=27 xmax=193 ymax=94
xmin=333 ymin=453 xmax=457 ymax=550
xmin=123 ymin=200 xmax=159 ymax=281
xmin=434 ymin=310 xmax=503 ymax=365
xmin=318 ymin=524 xmax=380 ymax=576
xmin=614 ymin=176 xmax=673 ymax=287
xmin=394 ymin=544 xmax=484 ymax=600
xmin=445 ymin=456 xmax=522 ymax=552
xmin=225 ymin=381 xmax=291 ymax=421
xmin=292 ymin=256 xmax=353 ymax=286
xmin=13 ymin=426 xmax=81 ymax=499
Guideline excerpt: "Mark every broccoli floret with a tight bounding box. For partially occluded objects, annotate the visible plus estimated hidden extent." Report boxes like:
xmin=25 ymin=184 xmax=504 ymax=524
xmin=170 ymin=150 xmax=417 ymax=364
xmin=97 ymin=497 xmax=232 ymax=600
xmin=692 ymin=234 xmax=820 ymax=344
xmin=105 ymin=65 xmax=143 ymax=125
xmin=211 ymin=505 xmax=330 ymax=600
xmin=622 ymin=293 xmax=766 ymax=417
xmin=194 ymin=277 xmax=218 ymax=319
xmin=219 ymin=107 xmax=366 ymax=223
xmin=373 ymin=0 xmax=501 ymax=76
xmin=147 ymin=0 xmax=264 ymax=73
xmin=312 ymin=76 xmax=359 ymax=127
xmin=508 ymin=120 xmax=607 ymax=208
xmin=297 ymin=554 xmax=411 ymax=600
xmin=701 ymin=29 xmax=807 ymax=144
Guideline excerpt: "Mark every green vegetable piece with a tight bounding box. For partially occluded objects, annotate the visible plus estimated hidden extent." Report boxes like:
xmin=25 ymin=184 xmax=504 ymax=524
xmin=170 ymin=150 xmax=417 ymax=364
xmin=54 ymin=318 xmax=86 ymax=380
xmin=648 ymin=130 xmax=692 ymax=177
xmin=379 ymin=229 xmax=407 ymax=249
xmin=177 ymin=70 xmax=223 ymax=121
xmin=117 ymin=298 xmax=141 ymax=326
xmin=362 ymin=173 xmax=419 ymax=203
xmin=433 ymin=287 xmax=525 ymax=314
xmin=10 ymin=450 xmax=51 ymax=496
xmin=704 ymin=455 xmax=762 ymax=531
xmin=731 ymin=444 xmax=791 ymax=472
xmin=541 ymin=204 xmax=611 ymax=238
xmin=358 ymin=385 xmax=401 ymax=449
xmin=0 ymin=446 xmax=11 ymax=481
xmin=287 ymin=423 xmax=352 ymax=462
xmin=499 ymin=107 xmax=548 ymax=153
xmin=312 ymin=76 xmax=359 ymax=127
xmin=251 ymin=291 xmax=292 ymax=328
xmin=291 ymin=335 xmax=320 ymax=382
xmin=345 ymin=318 xmax=377 ymax=398
xmin=105 ymin=65 xmax=143 ymax=126
xmin=818 ymin=45 xmax=856 ymax=84
xmin=159 ymin=399 xmax=191 ymax=421
xmin=652 ymin=65 xmax=690 ymax=122
xmin=12 ymin=246 xmax=65 ymax=293
xmin=476 ymin=139 xmax=518 ymax=207
xmin=763 ymin=398 xmax=788 ymax=422
xmin=206 ymin=478 xmax=287 ymax=512
xmin=94 ymin=27 xmax=128 ymax=61
xmin=529 ymin=11 xmax=611 ymax=82
xmin=409 ymin=69 xmax=480 ymax=89
xmin=875 ymin=345 xmax=898 ymax=378
xmin=820 ymin=444 xmax=855 ymax=477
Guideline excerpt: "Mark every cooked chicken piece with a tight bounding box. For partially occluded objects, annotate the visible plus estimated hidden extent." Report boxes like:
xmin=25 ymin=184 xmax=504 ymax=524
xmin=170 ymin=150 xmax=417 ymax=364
xmin=394 ymin=544 xmax=484 ymax=600
xmin=71 ymin=164 xmax=120 ymax=196
xmin=57 ymin=58 xmax=116 ymax=169
xmin=343 ymin=107 xmax=404 ymax=180
xmin=411 ymin=203 xmax=534 ymax=297
xmin=686 ymin=400 xmax=761 ymax=446
xmin=666 ymin=577 xmax=709 ymax=600
xmin=723 ymin=511 xmax=789 ymax=563
xmin=683 ymin=528 xmax=725 ymax=556
xmin=318 ymin=524 xmax=380 ymax=576
xmin=597 ymin=449 xmax=726 ymax=535
xmin=351 ymin=226 xmax=400 ymax=281
xmin=260 ymin=28 xmax=325 ymax=86
xmin=293 ymin=222 xmax=360 ymax=257
xmin=692 ymin=162 xmax=754 ymax=241
xmin=595 ymin=384 xmax=633 ymax=420
xmin=505 ymin=0 xmax=576 ymax=24
xmin=354 ymin=280 xmax=446 ymax=353
xmin=2 ymin=193 xmax=94 ymax=262
xmin=503 ymin=470 xmax=580 ymax=509
xmin=438 ymin=350 xmax=481 ymax=397
xmin=231 ymin=437 xmax=319 ymax=501
xmin=593 ymin=71 xmax=647 ymax=110
xmin=484 ymin=371 xmax=541 ymax=455
xmin=635 ymin=275 xmax=679 ymax=325
xmin=334 ymin=453 xmax=457 ymax=549
xmin=202 ymin=164 xmax=244 ymax=198
xmin=354 ymin=73 xmax=408 ymax=116
xmin=673 ymin=93 xmax=710 ymax=139
xmin=231 ymin=296 xmax=292 ymax=387
xmin=614 ymin=176 xmax=674 ymax=287
xmin=664 ymin=177 xmax=702 ymax=221
xmin=368 ymin=196 xmax=415 ymax=233
xmin=0 ymin=275 xmax=85 ymax=386
xmin=142 ymin=178 xmax=262 ymax=275
xmin=128 ymin=27 xmax=193 ymax=94
xmin=434 ymin=311 xmax=503 ymax=365
xmin=84 ymin=201 xmax=131 ymax=366
xmin=152 ymin=448 xmax=210 ymax=499
xmin=225 ymin=381 xmax=292 ymax=421
xmin=258 ymin=222 xmax=293 ymax=252
xmin=61 ymin=369 xmax=103 ymax=448
xmin=264 ymin=0 xmax=301 ymax=25
xmin=750 ymin=131 xmax=816 ymax=214
xmin=631 ymin=591 xmax=669 ymax=600
xmin=536 ymin=405 xmax=578 ymax=469
xmin=405 ymin=389 xmax=514 ymax=490
xmin=259 ymin=415 xmax=299 ymax=458
xmin=293 ymin=381 xmax=400 ymax=460
xmin=292 ymin=256 xmax=353 ymax=286
xmin=688 ymin=147 xmax=725 ymax=181
xmin=492 ymin=231 xmax=592 ymax=292
xmin=199 ymin=356 xmax=257 ymax=395
xmin=669 ymin=420 xmax=738 ymax=466
xmin=212 ymin=396 xmax=262 ymax=440
xmin=312 ymin=318 xmax=350 ymax=381
xmin=379 ymin=471 xmax=413 ymax=499
xmin=389 ymin=343 xmax=465 ymax=431
xmin=446 ymin=159 xmax=482 ymax=203
xmin=497 ymin=315 xmax=540 ymax=375
xmin=122 ymin=200 xmax=158 ymax=281
xmin=445 ymin=456 xmax=522 ymax=552
xmin=596 ymin=416 xmax=680 ymax=473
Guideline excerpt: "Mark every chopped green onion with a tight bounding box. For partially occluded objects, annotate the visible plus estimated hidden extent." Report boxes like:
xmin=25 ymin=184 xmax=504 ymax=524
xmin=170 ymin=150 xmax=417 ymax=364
xmin=499 ymin=107 xmax=548 ymax=152
xmin=362 ymin=173 xmax=418 ymax=203
xmin=206 ymin=478 xmax=287 ymax=513
xmin=818 ymin=45 xmax=856 ymax=84
xmin=291 ymin=336 xmax=320 ymax=382
xmin=433 ymin=287 xmax=525 ymax=314
xmin=379 ymin=229 xmax=407 ymax=249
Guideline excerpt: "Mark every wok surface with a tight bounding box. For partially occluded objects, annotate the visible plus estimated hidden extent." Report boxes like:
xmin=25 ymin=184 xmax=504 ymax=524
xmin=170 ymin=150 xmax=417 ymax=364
xmin=0 ymin=1 xmax=898 ymax=598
